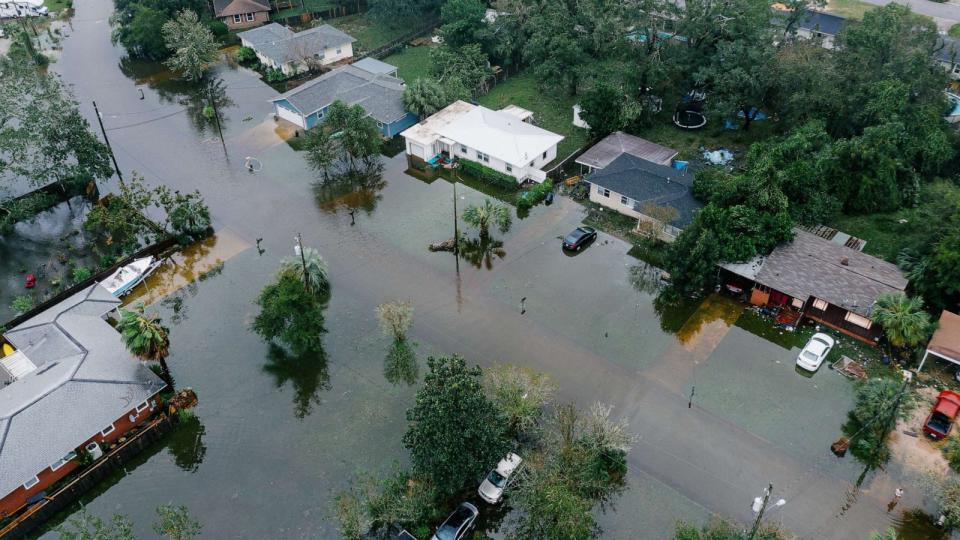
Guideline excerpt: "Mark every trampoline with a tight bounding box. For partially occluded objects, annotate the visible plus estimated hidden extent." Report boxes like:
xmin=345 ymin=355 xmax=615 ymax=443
xmin=673 ymin=110 xmax=706 ymax=130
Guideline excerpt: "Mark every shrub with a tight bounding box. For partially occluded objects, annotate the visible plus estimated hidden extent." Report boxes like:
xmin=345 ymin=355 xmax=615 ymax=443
xmin=11 ymin=295 xmax=34 ymax=314
xmin=944 ymin=437 xmax=960 ymax=472
xmin=266 ymin=67 xmax=287 ymax=82
xmin=516 ymin=179 xmax=554 ymax=212
xmin=206 ymin=19 xmax=229 ymax=38
xmin=236 ymin=46 xmax=257 ymax=64
xmin=72 ymin=266 xmax=92 ymax=283
xmin=458 ymin=159 xmax=517 ymax=190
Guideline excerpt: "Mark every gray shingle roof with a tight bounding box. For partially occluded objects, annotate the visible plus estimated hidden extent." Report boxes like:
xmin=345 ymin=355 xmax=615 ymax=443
xmin=0 ymin=284 xmax=166 ymax=498
xmin=772 ymin=9 xmax=846 ymax=36
xmin=723 ymin=229 xmax=908 ymax=316
xmin=936 ymin=36 xmax=960 ymax=64
xmin=584 ymin=153 xmax=700 ymax=227
xmin=272 ymin=64 xmax=409 ymax=124
xmin=238 ymin=23 xmax=356 ymax=66
xmin=576 ymin=131 xmax=678 ymax=169
xmin=352 ymin=57 xmax=398 ymax=76
xmin=213 ymin=0 xmax=270 ymax=17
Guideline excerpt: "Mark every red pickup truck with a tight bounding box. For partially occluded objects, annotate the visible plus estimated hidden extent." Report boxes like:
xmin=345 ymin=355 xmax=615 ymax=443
xmin=923 ymin=390 xmax=960 ymax=440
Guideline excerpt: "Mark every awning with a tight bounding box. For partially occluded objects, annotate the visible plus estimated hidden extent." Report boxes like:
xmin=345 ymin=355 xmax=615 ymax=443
xmin=438 ymin=137 xmax=455 ymax=145
xmin=919 ymin=310 xmax=960 ymax=371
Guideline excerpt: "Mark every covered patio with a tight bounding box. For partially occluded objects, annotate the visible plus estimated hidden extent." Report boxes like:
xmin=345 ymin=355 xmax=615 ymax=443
xmin=918 ymin=310 xmax=960 ymax=372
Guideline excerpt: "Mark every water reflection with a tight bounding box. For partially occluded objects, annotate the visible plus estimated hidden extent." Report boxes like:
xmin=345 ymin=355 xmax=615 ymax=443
xmin=457 ymin=236 xmax=505 ymax=270
xmin=628 ymin=262 xmax=661 ymax=296
xmin=383 ymin=340 xmax=418 ymax=386
xmin=313 ymin=164 xmax=386 ymax=215
xmin=262 ymin=343 xmax=331 ymax=419
xmin=166 ymin=413 xmax=207 ymax=473
xmin=892 ymin=508 xmax=947 ymax=540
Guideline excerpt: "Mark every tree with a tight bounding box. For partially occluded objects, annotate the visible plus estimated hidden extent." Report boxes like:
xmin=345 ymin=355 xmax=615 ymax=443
xmin=524 ymin=0 xmax=587 ymax=96
xmin=430 ymin=43 xmax=492 ymax=99
xmin=303 ymin=127 xmax=339 ymax=179
xmin=375 ymin=301 xmax=414 ymax=342
xmin=162 ymin=10 xmax=219 ymax=81
xmin=280 ymin=246 xmax=330 ymax=296
xmin=924 ymin=474 xmax=960 ymax=529
xmin=440 ymin=0 xmax=487 ymax=48
xmin=325 ymin=100 xmax=383 ymax=167
xmin=117 ymin=303 xmax=174 ymax=388
xmin=57 ymin=508 xmax=135 ymax=540
xmin=844 ymin=377 xmax=915 ymax=467
xmin=699 ymin=37 xmax=778 ymax=130
xmin=674 ymin=518 xmax=786 ymax=540
xmin=156 ymin=186 xmax=211 ymax=242
xmin=402 ymin=78 xmax=449 ymax=119
xmin=871 ymin=293 xmax=933 ymax=350
xmin=369 ymin=0 xmax=443 ymax=27
xmin=483 ymin=364 xmax=555 ymax=436
xmin=462 ymin=199 xmax=512 ymax=239
xmin=577 ymin=82 xmax=629 ymax=137
xmin=384 ymin=340 xmax=419 ymax=386
xmin=152 ymin=504 xmax=202 ymax=540
xmin=403 ymin=356 xmax=511 ymax=495
xmin=252 ymin=269 xmax=328 ymax=355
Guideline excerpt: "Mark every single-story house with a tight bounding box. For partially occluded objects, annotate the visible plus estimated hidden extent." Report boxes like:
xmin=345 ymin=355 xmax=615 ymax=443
xmin=583 ymin=153 xmax=699 ymax=241
xmin=351 ymin=57 xmax=399 ymax=78
xmin=0 ymin=0 xmax=47 ymax=17
xmin=401 ymin=100 xmax=564 ymax=184
xmin=918 ymin=310 xmax=960 ymax=372
xmin=238 ymin=23 xmax=356 ymax=76
xmin=271 ymin=63 xmax=417 ymax=137
xmin=936 ymin=36 xmax=960 ymax=80
xmin=773 ymin=8 xmax=846 ymax=49
xmin=576 ymin=131 xmax=678 ymax=173
xmin=213 ymin=0 xmax=270 ymax=30
xmin=0 ymin=284 xmax=167 ymax=517
xmin=721 ymin=228 xmax=909 ymax=344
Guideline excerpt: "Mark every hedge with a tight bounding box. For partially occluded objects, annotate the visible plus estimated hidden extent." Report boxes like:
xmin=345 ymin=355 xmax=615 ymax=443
xmin=458 ymin=159 xmax=518 ymax=190
xmin=517 ymin=179 xmax=554 ymax=211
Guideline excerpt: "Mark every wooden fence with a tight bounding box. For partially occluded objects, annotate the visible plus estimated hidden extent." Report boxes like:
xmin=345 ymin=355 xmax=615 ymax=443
xmin=0 ymin=415 xmax=180 ymax=539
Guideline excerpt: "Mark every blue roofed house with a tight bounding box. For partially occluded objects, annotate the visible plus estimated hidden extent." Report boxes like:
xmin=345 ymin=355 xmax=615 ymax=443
xmin=270 ymin=63 xmax=418 ymax=137
xmin=583 ymin=153 xmax=700 ymax=241
xmin=773 ymin=8 xmax=846 ymax=49
xmin=238 ymin=23 xmax=356 ymax=77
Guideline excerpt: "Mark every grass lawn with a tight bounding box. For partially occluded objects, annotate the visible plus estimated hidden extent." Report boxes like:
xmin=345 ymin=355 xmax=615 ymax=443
xmin=328 ymin=13 xmax=411 ymax=53
xmin=382 ymin=45 xmax=434 ymax=83
xmin=825 ymin=0 xmax=876 ymax=20
xmin=43 ymin=0 xmax=71 ymax=11
xmin=633 ymin=117 xmax=778 ymax=162
xmin=830 ymin=180 xmax=960 ymax=263
xmin=478 ymin=72 xmax=589 ymax=166
xmin=951 ymin=23 xmax=960 ymax=38
xmin=273 ymin=0 xmax=333 ymax=20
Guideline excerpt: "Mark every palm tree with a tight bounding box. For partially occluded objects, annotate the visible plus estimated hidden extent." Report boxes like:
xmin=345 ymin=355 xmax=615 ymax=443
xmin=117 ymin=304 xmax=174 ymax=388
xmin=871 ymin=292 xmax=933 ymax=349
xmin=280 ymin=247 xmax=330 ymax=296
xmin=870 ymin=529 xmax=898 ymax=540
xmin=462 ymin=199 xmax=512 ymax=239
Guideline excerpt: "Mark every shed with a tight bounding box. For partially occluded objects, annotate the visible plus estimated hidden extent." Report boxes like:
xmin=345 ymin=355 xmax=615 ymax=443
xmin=352 ymin=57 xmax=399 ymax=78
xmin=576 ymin=131 xmax=678 ymax=170
xmin=919 ymin=310 xmax=960 ymax=371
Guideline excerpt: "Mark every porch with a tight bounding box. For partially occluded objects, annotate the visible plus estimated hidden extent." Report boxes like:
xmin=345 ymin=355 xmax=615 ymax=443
xmin=803 ymin=300 xmax=881 ymax=345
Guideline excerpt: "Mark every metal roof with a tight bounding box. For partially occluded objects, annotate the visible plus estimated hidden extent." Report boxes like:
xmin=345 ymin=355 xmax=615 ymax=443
xmin=238 ymin=23 xmax=356 ymax=66
xmin=584 ymin=153 xmax=700 ymax=227
xmin=213 ymin=0 xmax=270 ymax=17
xmin=271 ymin=64 xmax=409 ymax=124
xmin=576 ymin=131 xmax=677 ymax=169
xmin=928 ymin=311 xmax=960 ymax=362
xmin=0 ymin=284 xmax=166 ymax=499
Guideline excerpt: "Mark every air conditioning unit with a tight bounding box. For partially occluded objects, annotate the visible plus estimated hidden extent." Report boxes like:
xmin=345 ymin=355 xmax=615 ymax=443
xmin=85 ymin=442 xmax=103 ymax=461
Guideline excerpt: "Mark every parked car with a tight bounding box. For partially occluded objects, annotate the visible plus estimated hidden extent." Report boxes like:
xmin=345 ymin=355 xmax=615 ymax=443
xmin=795 ymin=333 xmax=835 ymax=372
xmin=923 ymin=390 xmax=960 ymax=440
xmin=431 ymin=502 xmax=478 ymax=540
xmin=478 ymin=452 xmax=523 ymax=504
xmin=562 ymin=226 xmax=597 ymax=251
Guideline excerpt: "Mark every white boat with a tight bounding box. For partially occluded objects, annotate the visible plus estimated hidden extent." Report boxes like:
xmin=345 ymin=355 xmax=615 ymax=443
xmin=101 ymin=256 xmax=159 ymax=297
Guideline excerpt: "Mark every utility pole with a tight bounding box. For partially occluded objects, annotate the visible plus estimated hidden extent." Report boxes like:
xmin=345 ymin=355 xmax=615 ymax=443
xmin=295 ymin=233 xmax=309 ymax=292
xmin=748 ymin=483 xmax=773 ymax=540
xmin=208 ymin=85 xmax=227 ymax=154
xmin=452 ymin=181 xmax=459 ymax=255
xmin=92 ymin=101 xmax=124 ymax=182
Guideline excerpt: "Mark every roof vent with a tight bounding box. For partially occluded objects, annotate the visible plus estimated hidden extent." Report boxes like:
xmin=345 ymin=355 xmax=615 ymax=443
xmin=840 ymin=257 xmax=849 ymax=266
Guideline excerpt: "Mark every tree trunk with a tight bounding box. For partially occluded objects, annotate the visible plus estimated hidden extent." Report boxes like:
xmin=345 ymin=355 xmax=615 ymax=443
xmin=158 ymin=356 xmax=175 ymax=390
xmin=742 ymin=106 xmax=753 ymax=132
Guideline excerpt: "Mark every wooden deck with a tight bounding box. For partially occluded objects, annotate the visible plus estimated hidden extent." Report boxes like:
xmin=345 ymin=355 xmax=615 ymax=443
xmin=805 ymin=302 xmax=881 ymax=345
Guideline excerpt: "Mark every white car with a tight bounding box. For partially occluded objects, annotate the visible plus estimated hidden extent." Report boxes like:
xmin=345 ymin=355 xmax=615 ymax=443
xmin=796 ymin=333 xmax=835 ymax=372
xmin=478 ymin=452 xmax=522 ymax=504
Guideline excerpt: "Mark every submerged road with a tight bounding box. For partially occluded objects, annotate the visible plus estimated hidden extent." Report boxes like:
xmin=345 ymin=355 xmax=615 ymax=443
xmin=41 ymin=1 xmax=928 ymax=538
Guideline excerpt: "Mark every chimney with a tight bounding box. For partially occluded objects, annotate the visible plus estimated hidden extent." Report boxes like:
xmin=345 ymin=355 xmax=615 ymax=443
xmin=840 ymin=257 xmax=849 ymax=266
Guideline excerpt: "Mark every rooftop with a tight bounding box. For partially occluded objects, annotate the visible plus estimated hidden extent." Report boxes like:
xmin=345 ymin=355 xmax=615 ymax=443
xmin=928 ymin=310 xmax=960 ymax=362
xmin=213 ymin=0 xmax=270 ymax=17
xmin=576 ymin=131 xmax=678 ymax=169
xmin=936 ymin=36 xmax=960 ymax=64
xmin=351 ymin=57 xmax=399 ymax=77
xmin=0 ymin=284 xmax=166 ymax=498
xmin=722 ymin=229 xmax=908 ymax=317
xmin=238 ymin=23 xmax=356 ymax=65
xmin=584 ymin=153 xmax=700 ymax=227
xmin=401 ymin=100 xmax=477 ymax=147
xmin=272 ymin=64 xmax=408 ymax=124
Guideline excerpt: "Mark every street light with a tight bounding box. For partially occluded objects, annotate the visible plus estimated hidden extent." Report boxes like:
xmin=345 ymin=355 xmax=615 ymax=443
xmin=749 ymin=483 xmax=786 ymax=540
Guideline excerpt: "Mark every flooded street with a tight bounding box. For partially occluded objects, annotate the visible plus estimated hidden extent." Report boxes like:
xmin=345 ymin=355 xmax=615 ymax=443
xmin=26 ymin=1 xmax=940 ymax=538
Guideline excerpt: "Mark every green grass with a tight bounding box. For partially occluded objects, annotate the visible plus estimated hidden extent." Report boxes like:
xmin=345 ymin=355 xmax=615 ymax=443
xmin=830 ymin=180 xmax=960 ymax=263
xmin=328 ymin=13 xmax=411 ymax=53
xmin=950 ymin=23 xmax=960 ymax=38
xmin=382 ymin=45 xmax=434 ymax=83
xmin=824 ymin=0 xmax=876 ymax=20
xmin=478 ymin=72 xmax=589 ymax=167
xmin=273 ymin=0 xmax=334 ymax=20
xmin=632 ymin=116 xmax=778 ymax=162
xmin=43 ymin=0 xmax=71 ymax=11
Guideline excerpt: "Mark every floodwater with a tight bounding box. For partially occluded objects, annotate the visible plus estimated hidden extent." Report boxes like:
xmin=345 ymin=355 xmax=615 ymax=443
xmin=22 ymin=1 xmax=940 ymax=538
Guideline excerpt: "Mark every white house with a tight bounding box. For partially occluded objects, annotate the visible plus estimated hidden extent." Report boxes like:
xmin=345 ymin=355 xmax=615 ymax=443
xmin=237 ymin=23 xmax=356 ymax=77
xmin=0 ymin=0 xmax=48 ymax=17
xmin=401 ymin=101 xmax=564 ymax=184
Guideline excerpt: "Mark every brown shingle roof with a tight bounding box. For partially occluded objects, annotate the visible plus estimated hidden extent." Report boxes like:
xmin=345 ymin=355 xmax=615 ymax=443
xmin=928 ymin=311 xmax=960 ymax=362
xmin=748 ymin=229 xmax=907 ymax=316
xmin=576 ymin=131 xmax=678 ymax=169
xmin=214 ymin=0 xmax=270 ymax=17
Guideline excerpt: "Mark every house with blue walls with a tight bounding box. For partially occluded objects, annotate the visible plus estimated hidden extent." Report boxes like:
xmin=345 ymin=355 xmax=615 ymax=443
xmin=270 ymin=61 xmax=418 ymax=137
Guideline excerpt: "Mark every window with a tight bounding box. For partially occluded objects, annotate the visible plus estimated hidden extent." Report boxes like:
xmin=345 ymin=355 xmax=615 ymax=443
xmin=100 ymin=423 xmax=115 ymax=437
xmin=23 ymin=476 xmax=39 ymax=490
xmin=953 ymin=64 xmax=960 ymax=75
xmin=50 ymin=451 xmax=77 ymax=471
xmin=460 ymin=145 xmax=467 ymax=153
xmin=620 ymin=195 xmax=630 ymax=206
xmin=811 ymin=298 xmax=828 ymax=311
xmin=246 ymin=12 xmax=254 ymax=22
xmin=233 ymin=14 xmax=242 ymax=23
xmin=505 ymin=164 xmax=512 ymax=173
xmin=844 ymin=311 xmax=872 ymax=329
xmin=336 ymin=48 xmax=342 ymax=54
xmin=542 ymin=151 xmax=547 ymax=160
xmin=476 ymin=151 xmax=489 ymax=163
xmin=135 ymin=401 xmax=149 ymax=413
xmin=791 ymin=297 xmax=805 ymax=309
xmin=600 ymin=188 xmax=610 ymax=198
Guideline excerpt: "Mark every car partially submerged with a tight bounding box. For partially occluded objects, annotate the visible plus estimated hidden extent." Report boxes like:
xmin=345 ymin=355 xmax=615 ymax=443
xmin=478 ymin=452 xmax=522 ymax=504
xmin=924 ymin=390 xmax=960 ymax=440
xmin=796 ymin=333 xmax=835 ymax=372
